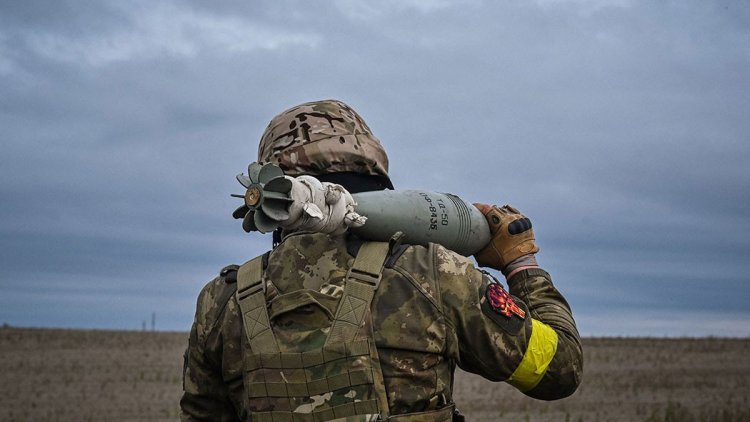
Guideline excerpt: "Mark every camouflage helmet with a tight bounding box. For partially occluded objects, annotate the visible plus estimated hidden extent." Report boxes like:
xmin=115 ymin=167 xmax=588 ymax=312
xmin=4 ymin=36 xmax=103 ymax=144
xmin=257 ymin=99 xmax=390 ymax=179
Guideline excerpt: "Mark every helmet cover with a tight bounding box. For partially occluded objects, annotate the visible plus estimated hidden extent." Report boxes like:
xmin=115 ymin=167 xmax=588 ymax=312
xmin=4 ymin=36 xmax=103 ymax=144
xmin=257 ymin=99 xmax=390 ymax=179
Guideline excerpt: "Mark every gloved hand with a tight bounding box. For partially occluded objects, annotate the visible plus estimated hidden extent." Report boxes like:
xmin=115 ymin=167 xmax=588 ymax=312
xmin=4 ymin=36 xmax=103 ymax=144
xmin=282 ymin=176 xmax=367 ymax=235
xmin=473 ymin=204 xmax=540 ymax=273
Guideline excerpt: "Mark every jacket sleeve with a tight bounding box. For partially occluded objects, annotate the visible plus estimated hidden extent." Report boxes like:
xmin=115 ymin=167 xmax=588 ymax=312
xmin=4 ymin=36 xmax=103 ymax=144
xmin=435 ymin=245 xmax=582 ymax=400
xmin=506 ymin=268 xmax=582 ymax=400
xmin=180 ymin=278 xmax=241 ymax=422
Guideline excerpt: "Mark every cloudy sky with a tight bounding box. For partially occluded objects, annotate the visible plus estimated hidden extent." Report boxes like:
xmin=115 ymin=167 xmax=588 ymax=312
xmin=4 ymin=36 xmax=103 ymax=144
xmin=1 ymin=0 xmax=748 ymax=336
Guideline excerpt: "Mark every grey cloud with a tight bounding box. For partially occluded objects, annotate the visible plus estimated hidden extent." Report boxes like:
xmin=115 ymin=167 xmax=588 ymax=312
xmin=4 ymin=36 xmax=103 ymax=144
xmin=1 ymin=1 xmax=321 ymax=69
xmin=1 ymin=0 xmax=748 ymax=335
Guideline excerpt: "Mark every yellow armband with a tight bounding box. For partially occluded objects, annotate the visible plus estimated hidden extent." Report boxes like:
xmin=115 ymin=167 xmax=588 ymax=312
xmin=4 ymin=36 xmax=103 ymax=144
xmin=506 ymin=319 xmax=558 ymax=392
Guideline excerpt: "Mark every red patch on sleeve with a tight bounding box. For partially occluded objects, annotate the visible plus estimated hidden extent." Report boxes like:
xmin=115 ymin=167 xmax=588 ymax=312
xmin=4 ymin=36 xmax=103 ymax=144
xmin=486 ymin=284 xmax=526 ymax=319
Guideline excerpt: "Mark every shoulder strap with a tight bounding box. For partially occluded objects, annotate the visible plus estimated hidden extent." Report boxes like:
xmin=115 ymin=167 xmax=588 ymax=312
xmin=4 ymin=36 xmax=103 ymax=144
xmin=236 ymin=240 xmax=391 ymax=354
xmin=326 ymin=240 xmax=392 ymax=420
xmin=236 ymin=255 xmax=279 ymax=353
xmin=325 ymin=240 xmax=390 ymax=346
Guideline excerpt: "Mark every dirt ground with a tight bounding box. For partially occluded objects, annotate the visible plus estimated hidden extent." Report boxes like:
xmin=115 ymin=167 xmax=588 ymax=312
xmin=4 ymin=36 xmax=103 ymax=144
xmin=1 ymin=327 xmax=748 ymax=421
xmin=453 ymin=337 xmax=750 ymax=421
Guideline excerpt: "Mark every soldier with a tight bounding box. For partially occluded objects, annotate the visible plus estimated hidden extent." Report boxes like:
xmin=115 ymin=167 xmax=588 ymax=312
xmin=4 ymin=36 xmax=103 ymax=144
xmin=180 ymin=99 xmax=582 ymax=421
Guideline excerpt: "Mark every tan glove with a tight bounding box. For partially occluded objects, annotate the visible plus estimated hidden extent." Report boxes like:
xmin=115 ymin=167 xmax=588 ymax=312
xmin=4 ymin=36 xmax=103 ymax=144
xmin=473 ymin=204 xmax=540 ymax=271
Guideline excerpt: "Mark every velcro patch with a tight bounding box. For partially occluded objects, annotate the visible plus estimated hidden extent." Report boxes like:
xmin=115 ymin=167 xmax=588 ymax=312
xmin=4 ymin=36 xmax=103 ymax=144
xmin=487 ymin=284 xmax=526 ymax=319
xmin=481 ymin=282 xmax=527 ymax=335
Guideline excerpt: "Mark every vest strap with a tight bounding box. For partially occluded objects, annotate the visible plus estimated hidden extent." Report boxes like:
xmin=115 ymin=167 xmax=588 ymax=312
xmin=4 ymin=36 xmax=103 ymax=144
xmin=326 ymin=240 xmax=392 ymax=420
xmin=237 ymin=255 xmax=279 ymax=353
xmin=325 ymin=241 xmax=390 ymax=346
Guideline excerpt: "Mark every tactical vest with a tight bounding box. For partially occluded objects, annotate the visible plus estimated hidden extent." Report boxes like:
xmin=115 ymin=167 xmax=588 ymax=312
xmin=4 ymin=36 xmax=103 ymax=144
xmin=235 ymin=239 xmax=457 ymax=422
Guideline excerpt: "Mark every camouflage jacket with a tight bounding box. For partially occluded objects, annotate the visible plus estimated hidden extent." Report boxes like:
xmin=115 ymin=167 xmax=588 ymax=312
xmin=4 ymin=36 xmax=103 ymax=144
xmin=180 ymin=232 xmax=582 ymax=421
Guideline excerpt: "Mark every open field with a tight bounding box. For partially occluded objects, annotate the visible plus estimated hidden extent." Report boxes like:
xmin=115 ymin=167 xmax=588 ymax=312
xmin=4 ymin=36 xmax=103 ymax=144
xmin=1 ymin=327 xmax=748 ymax=421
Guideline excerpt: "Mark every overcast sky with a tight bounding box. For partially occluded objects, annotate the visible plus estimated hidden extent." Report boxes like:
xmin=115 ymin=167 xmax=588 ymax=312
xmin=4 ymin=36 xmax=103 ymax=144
xmin=1 ymin=0 xmax=748 ymax=336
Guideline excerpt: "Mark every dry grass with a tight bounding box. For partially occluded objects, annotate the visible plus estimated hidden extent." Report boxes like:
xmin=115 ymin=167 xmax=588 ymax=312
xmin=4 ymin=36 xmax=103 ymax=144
xmin=0 ymin=327 xmax=185 ymax=421
xmin=1 ymin=328 xmax=748 ymax=421
xmin=454 ymin=337 xmax=750 ymax=421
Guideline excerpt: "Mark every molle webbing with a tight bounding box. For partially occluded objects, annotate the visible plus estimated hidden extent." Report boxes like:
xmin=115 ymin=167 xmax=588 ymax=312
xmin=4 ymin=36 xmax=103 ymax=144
xmin=243 ymin=339 xmax=375 ymax=398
